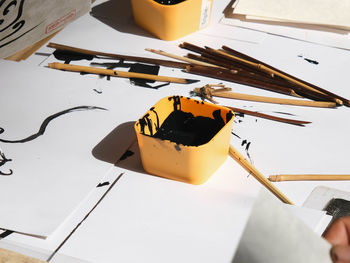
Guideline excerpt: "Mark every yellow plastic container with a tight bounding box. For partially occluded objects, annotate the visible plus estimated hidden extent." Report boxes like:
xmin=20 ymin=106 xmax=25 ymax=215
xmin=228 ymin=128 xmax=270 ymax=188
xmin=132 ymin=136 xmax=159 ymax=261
xmin=131 ymin=0 xmax=214 ymax=40
xmin=134 ymin=96 xmax=234 ymax=185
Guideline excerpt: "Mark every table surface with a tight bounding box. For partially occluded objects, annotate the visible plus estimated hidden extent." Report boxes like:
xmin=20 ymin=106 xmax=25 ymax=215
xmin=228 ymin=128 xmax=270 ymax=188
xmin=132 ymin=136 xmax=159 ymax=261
xmin=1 ymin=0 xmax=350 ymax=262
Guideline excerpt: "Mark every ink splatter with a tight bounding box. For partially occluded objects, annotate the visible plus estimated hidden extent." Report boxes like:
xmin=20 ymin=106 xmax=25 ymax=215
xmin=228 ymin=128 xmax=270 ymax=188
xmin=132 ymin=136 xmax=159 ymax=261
xmin=298 ymin=55 xmax=319 ymax=65
xmin=96 ymin=181 xmax=110 ymax=187
xmin=93 ymin=88 xmax=103 ymax=94
xmin=128 ymin=63 xmax=169 ymax=89
xmin=0 ymin=106 xmax=107 ymax=144
xmin=174 ymin=144 xmax=181 ymax=151
xmin=53 ymin=49 xmax=94 ymax=64
xmin=0 ymin=150 xmax=12 ymax=176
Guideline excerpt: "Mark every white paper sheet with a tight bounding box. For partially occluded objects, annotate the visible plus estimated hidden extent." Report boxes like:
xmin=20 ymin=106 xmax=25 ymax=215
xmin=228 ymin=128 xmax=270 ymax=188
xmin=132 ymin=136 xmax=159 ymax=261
xmin=0 ymin=59 xmax=185 ymax=238
xmin=232 ymin=189 xmax=333 ymax=263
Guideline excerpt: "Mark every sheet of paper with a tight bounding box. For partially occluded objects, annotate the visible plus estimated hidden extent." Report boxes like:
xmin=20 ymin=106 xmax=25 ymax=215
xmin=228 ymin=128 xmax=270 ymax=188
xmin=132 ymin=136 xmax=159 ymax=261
xmin=286 ymin=205 xmax=332 ymax=236
xmin=232 ymin=188 xmax=332 ymax=263
xmin=220 ymin=16 xmax=350 ymax=50
xmin=0 ymin=58 xmax=184 ymax=238
xmin=46 ymin=155 xmax=261 ymax=263
xmin=0 ymin=0 xmax=91 ymax=58
xmin=233 ymin=0 xmax=350 ymax=30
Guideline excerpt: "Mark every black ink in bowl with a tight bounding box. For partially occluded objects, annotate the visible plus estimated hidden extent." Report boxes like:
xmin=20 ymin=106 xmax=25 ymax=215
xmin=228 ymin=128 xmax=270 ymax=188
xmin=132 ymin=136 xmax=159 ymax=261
xmin=153 ymin=0 xmax=186 ymax=5
xmin=153 ymin=109 xmax=226 ymax=146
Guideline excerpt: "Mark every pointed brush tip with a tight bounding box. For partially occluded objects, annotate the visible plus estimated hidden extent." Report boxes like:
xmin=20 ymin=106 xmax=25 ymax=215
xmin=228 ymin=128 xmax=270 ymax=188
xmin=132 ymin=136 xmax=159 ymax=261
xmin=185 ymin=79 xmax=200 ymax=84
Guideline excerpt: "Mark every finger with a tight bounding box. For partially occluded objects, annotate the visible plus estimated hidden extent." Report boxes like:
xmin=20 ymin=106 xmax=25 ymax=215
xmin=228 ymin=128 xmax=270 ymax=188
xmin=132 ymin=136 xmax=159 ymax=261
xmin=324 ymin=217 xmax=350 ymax=246
xmin=331 ymin=245 xmax=350 ymax=263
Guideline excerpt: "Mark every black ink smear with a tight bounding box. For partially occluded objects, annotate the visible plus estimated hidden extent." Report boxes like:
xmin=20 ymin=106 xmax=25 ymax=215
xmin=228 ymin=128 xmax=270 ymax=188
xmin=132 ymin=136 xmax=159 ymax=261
xmin=174 ymin=144 xmax=181 ymax=151
xmin=298 ymin=55 xmax=319 ymax=65
xmin=129 ymin=63 xmax=168 ymax=89
xmin=96 ymin=181 xmax=110 ymax=187
xmin=231 ymin=131 xmax=241 ymax=139
xmin=90 ymin=61 xmax=133 ymax=69
xmin=0 ymin=106 xmax=107 ymax=143
xmin=53 ymin=49 xmax=94 ymax=64
xmin=93 ymin=89 xmax=102 ymax=94
xmin=119 ymin=150 xmax=134 ymax=161
xmin=0 ymin=150 xmax=12 ymax=176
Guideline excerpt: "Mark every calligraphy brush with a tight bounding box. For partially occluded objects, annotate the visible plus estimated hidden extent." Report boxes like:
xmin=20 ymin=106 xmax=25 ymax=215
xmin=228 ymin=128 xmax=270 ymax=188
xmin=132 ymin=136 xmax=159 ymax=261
xmin=47 ymin=42 xmax=190 ymax=69
xmin=48 ymin=62 xmax=199 ymax=84
xmin=269 ymin=174 xmax=350 ymax=182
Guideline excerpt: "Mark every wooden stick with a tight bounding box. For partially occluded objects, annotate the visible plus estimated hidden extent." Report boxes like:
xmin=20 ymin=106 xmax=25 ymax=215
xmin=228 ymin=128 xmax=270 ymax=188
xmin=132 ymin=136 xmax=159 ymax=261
xmin=222 ymin=45 xmax=350 ymax=107
xmin=181 ymin=42 xmax=349 ymax=105
xmin=269 ymin=174 xmax=350 ymax=182
xmin=186 ymin=65 xmax=301 ymax=98
xmin=210 ymin=48 xmax=344 ymax=105
xmin=47 ymin=42 xmax=190 ymax=69
xmin=48 ymin=62 xmax=199 ymax=84
xmin=211 ymin=89 xmax=336 ymax=108
xmin=145 ymin=48 xmax=221 ymax=68
xmin=229 ymin=145 xmax=293 ymax=204
xmin=226 ymin=106 xmax=311 ymax=126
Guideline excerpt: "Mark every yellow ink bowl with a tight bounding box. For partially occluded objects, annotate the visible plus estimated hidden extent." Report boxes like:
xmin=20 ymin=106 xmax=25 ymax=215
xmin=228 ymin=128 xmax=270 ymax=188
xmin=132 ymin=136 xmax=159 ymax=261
xmin=134 ymin=96 xmax=234 ymax=185
xmin=131 ymin=0 xmax=213 ymax=41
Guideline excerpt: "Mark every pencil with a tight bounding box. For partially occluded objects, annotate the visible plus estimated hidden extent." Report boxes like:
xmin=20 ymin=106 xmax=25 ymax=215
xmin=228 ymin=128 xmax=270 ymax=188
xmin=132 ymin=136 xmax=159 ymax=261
xmin=48 ymin=62 xmax=199 ymax=84
xmin=47 ymin=42 xmax=190 ymax=69
xmin=269 ymin=174 xmax=350 ymax=182
xmin=229 ymin=145 xmax=293 ymax=204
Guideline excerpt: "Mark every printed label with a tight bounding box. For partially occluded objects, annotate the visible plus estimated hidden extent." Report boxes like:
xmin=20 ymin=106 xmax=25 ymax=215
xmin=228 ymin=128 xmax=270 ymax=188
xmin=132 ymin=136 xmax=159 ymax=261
xmin=46 ymin=9 xmax=76 ymax=34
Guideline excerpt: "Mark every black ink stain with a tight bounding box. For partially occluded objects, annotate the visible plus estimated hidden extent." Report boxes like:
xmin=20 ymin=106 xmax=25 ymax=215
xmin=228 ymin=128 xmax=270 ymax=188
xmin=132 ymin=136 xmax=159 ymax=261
xmin=0 ymin=106 xmax=107 ymax=143
xmin=174 ymin=144 xmax=181 ymax=151
xmin=53 ymin=50 xmax=94 ymax=64
xmin=231 ymin=131 xmax=241 ymax=139
xmin=119 ymin=150 xmax=134 ymax=161
xmin=96 ymin=181 xmax=110 ymax=187
xmin=93 ymin=89 xmax=102 ymax=94
xmin=0 ymin=150 xmax=12 ymax=176
xmin=298 ymin=55 xmax=319 ymax=65
xmin=129 ymin=63 xmax=168 ymax=89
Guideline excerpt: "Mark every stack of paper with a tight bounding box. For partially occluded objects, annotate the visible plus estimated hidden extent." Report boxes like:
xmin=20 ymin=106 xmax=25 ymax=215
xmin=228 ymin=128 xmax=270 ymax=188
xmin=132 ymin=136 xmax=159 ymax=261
xmin=221 ymin=0 xmax=350 ymax=50
xmin=231 ymin=0 xmax=350 ymax=30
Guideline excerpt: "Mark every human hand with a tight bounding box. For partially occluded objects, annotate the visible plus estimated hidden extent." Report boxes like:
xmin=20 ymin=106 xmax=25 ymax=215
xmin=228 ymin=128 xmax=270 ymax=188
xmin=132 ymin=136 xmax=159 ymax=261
xmin=323 ymin=216 xmax=350 ymax=263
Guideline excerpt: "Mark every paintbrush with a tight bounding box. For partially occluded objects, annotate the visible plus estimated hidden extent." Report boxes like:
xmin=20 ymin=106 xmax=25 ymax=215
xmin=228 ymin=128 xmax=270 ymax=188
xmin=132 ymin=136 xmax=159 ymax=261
xmin=47 ymin=42 xmax=190 ymax=69
xmin=229 ymin=145 xmax=293 ymax=204
xmin=193 ymin=85 xmax=337 ymax=108
xmin=269 ymin=174 xmax=350 ymax=182
xmin=48 ymin=62 xmax=199 ymax=84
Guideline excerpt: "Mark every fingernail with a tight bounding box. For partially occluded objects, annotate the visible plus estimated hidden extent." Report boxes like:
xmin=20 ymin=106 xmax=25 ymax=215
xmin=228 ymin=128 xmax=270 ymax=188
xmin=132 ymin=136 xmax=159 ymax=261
xmin=331 ymin=246 xmax=350 ymax=262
